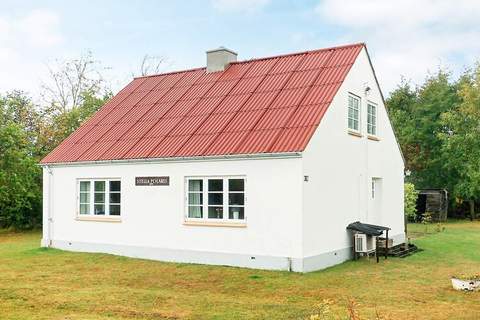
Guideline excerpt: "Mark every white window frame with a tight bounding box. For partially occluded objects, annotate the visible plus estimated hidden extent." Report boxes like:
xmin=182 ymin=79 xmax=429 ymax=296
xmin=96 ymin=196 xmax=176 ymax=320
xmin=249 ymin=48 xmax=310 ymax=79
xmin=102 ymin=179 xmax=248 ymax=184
xmin=348 ymin=93 xmax=361 ymax=133
xmin=76 ymin=178 xmax=122 ymax=217
xmin=184 ymin=176 xmax=246 ymax=223
xmin=367 ymin=101 xmax=378 ymax=136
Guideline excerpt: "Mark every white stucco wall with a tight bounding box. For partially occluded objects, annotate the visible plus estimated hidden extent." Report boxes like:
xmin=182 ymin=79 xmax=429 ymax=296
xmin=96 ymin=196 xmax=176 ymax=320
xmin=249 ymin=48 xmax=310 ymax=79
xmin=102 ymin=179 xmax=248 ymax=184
xmin=42 ymin=156 xmax=304 ymax=271
xmin=301 ymin=48 xmax=405 ymax=270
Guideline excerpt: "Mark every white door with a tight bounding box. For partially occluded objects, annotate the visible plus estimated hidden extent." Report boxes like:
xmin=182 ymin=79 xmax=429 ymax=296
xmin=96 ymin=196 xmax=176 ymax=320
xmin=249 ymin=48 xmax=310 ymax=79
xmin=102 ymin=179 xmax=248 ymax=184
xmin=369 ymin=178 xmax=382 ymax=225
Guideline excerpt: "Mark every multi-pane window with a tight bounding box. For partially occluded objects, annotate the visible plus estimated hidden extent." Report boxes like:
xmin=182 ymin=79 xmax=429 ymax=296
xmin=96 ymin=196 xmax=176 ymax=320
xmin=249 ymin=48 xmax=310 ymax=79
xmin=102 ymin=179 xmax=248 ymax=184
xmin=78 ymin=179 xmax=121 ymax=216
xmin=367 ymin=103 xmax=377 ymax=135
xmin=186 ymin=177 xmax=245 ymax=222
xmin=348 ymin=94 xmax=360 ymax=131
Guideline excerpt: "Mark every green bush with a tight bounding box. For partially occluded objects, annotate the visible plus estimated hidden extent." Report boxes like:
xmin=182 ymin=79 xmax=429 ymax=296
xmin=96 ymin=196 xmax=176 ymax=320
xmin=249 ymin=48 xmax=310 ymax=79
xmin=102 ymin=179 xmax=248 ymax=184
xmin=0 ymin=123 xmax=42 ymax=229
xmin=405 ymin=183 xmax=419 ymax=222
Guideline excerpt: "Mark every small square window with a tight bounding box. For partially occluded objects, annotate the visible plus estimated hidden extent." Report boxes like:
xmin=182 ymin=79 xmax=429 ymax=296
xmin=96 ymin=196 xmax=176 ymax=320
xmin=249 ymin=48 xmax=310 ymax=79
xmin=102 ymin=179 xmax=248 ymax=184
xmin=208 ymin=193 xmax=223 ymax=205
xmin=110 ymin=181 xmax=121 ymax=192
xmin=109 ymin=193 xmax=121 ymax=204
xmin=229 ymin=193 xmax=244 ymax=206
xmin=80 ymin=181 xmax=90 ymax=192
xmin=110 ymin=205 xmax=121 ymax=216
xmin=208 ymin=207 xmax=223 ymax=219
xmin=94 ymin=192 xmax=105 ymax=203
xmin=229 ymin=207 xmax=244 ymax=220
xmin=94 ymin=204 xmax=105 ymax=215
xmin=188 ymin=206 xmax=203 ymax=218
xmin=79 ymin=204 xmax=90 ymax=215
xmin=94 ymin=181 xmax=105 ymax=192
xmin=188 ymin=193 xmax=203 ymax=205
xmin=189 ymin=179 xmax=203 ymax=192
xmin=229 ymin=179 xmax=244 ymax=191
xmin=208 ymin=179 xmax=223 ymax=191
xmin=79 ymin=192 xmax=90 ymax=203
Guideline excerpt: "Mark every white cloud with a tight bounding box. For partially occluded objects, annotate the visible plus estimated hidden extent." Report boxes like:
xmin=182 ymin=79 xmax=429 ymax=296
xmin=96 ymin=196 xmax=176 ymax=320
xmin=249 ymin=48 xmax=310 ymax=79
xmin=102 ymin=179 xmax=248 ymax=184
xmin=17 ymin=9 xmax=62 ymax=47
xmin=0 ymin=9 xmax=63 ymax=96
xmin=315 ymin=0 xmax=480 ymax=93
xmin=211 ymin=0 xmax=270 ymax=13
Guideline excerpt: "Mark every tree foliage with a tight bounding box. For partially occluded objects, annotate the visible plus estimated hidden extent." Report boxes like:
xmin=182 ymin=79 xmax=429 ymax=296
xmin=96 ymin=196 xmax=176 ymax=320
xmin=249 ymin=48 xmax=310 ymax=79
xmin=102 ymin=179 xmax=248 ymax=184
xmin=388 ymin=66 xmax=480 ymax=217
xmin=437 ymin=65 xmax=480 ymax=218
xmin=0 ymin=122 xmax=41 ymax=229
xmin=0 ymin=53 xmax=110 ymax=229
xmin=404 ymin=183 xmax=419 ymax=221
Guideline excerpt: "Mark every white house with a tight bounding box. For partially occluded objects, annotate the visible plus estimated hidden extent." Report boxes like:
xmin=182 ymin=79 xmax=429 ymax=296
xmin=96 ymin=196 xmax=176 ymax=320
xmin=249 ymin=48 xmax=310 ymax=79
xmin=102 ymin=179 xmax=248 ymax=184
xmin=40 ymin=43 xmax=405 ymax=272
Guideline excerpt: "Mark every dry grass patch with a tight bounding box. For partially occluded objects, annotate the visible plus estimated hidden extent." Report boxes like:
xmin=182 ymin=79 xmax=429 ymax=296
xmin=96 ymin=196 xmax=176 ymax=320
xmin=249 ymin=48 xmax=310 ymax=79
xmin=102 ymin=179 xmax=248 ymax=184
xmin=0 ymin=221 xmax=479 ymax=319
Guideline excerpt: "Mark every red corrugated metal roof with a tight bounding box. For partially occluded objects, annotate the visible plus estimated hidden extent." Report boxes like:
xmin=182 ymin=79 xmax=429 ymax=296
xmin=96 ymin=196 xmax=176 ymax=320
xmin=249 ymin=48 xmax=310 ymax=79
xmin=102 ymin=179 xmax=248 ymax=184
xmin=41 ymin=43 xmax=363 ymax=164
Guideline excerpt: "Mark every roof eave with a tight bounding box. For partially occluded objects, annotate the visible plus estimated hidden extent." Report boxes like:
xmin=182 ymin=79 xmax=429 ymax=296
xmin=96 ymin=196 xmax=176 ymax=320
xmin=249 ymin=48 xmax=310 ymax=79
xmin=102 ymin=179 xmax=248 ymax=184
xmin=39 ymin=151 xmax=303 ymax=167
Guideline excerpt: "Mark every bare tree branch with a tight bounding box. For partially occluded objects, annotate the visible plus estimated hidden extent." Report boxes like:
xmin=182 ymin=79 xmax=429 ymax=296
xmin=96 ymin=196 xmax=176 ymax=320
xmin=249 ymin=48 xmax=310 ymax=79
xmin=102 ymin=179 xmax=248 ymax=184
xmin=137 ymin=55 xmax=171 ymax=77
xmin=41 ymin=52 xmax=108 ymax=112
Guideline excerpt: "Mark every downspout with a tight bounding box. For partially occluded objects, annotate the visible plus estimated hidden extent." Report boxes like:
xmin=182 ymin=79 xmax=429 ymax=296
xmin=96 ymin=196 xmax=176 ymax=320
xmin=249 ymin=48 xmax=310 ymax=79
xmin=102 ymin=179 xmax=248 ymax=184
xmin=364 ymin=83 xmax=370 ymax=223
xmin=45 ymin=165 xmax=53 ymax=247
xmin=404 ymin=169 xmax=410 ymax=248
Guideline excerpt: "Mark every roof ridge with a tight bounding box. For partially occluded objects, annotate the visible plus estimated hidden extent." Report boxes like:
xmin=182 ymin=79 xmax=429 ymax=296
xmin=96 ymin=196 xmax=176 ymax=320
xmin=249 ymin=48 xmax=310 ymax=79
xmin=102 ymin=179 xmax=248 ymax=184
xmin=134 ymin=67 xmax=206 ymax=80
xmin=133 ymin=43 xmax=365 ymax=80
xmin=231 ymin=42 xmax=365 ymax=65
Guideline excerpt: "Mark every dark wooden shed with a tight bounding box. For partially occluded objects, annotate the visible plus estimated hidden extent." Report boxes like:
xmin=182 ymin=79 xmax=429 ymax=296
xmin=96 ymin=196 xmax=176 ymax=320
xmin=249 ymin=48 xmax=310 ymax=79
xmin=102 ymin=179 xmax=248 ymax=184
xmin=416 ymin=189 xmax=448 ymax=222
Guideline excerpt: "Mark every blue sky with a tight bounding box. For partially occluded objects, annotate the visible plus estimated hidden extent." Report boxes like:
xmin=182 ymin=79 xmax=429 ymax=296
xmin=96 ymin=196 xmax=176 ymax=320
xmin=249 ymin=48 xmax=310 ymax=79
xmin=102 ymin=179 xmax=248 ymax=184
xmin=1 ymin=0 xmax=479 ymax=98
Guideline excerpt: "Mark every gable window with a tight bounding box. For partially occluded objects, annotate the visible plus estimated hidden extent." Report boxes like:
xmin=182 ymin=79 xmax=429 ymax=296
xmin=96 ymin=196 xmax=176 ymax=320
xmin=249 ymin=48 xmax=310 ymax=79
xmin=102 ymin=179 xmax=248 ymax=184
xmin=78 ymin=179 xmax=121 ymax=217
xmin=186 ymin=177 xmax=245 ymax=223
xmin=367 ymin=102 xmax=377 ymax=136
xmin=348 ymin=94 xmax=361 ymax=132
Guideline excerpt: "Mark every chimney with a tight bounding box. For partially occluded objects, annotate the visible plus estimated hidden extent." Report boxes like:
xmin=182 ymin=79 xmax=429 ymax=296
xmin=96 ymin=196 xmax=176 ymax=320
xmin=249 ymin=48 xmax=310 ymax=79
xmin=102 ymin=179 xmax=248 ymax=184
xmin=206 ymin=47 xmax=237 ymax=73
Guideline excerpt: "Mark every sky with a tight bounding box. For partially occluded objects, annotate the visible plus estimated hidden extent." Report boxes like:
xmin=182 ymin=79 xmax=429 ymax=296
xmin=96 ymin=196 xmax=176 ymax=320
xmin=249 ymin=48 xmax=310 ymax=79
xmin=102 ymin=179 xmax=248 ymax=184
xmin=1 ymin=0 xmax=479 ymax=99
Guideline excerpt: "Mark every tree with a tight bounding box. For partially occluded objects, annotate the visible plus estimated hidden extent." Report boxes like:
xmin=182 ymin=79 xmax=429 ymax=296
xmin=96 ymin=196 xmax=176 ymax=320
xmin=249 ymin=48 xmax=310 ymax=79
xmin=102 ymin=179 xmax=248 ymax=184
xmin=39 ymin=52 xmax=112 ymax=158
xmin=0 ymin=122 xmax=41 ymax=229
xmin=438 ymin=64 xmax=480 ymax=220
xmin=45 ymin=89 xmax=111 ymax=149
xmin=404 ymin=183 xmax=419 ymax=221
xmin=0 ymin=52 xmax=112 ymax=229
xmin=387 ymin=70 xmax=460 ymax=190
xmin=137 ymin=54 xmax=170 ymax=76
xmin=41 ymin=51 xmax=108 ymax=112
xmin=0 ymin=91 xmax=42 ymax=145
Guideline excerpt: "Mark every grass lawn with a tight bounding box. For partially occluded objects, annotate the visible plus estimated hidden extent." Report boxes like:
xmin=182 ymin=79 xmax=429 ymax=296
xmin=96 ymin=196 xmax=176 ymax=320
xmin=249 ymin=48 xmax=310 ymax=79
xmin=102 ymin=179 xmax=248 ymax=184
xmin=0 ymin=222 xmax=479 ymax=320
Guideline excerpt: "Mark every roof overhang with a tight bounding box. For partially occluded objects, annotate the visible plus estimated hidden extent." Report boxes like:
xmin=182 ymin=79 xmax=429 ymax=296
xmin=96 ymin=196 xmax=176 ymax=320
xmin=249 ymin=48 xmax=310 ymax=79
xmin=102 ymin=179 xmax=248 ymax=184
xmin=40 ymin=151 xmax=302 ymax=168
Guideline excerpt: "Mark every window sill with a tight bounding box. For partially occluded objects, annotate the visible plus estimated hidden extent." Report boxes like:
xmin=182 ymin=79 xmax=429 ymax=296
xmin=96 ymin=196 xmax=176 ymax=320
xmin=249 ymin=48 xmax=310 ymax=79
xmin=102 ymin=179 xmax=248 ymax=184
xmin=76 ymin=216 xmax=122 ymax=223
xmin=183 ymin=221 xmax=247 ymax=228
xmin=367 ymin=135 xmax=380 ymax=141
xmin=348 ymin=130 xmax=363 ymax=138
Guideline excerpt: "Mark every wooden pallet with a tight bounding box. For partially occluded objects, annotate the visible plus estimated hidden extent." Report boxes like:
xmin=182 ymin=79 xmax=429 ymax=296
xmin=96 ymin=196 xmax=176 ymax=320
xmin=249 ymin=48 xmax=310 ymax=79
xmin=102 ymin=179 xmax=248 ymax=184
xmin=377 ymin=243 xmax=419 ymax=258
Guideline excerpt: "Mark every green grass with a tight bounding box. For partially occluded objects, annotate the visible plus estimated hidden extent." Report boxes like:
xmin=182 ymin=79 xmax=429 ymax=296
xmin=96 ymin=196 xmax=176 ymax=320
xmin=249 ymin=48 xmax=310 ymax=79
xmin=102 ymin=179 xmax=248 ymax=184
xmin=1 ymin=222 xmax=479 ymax=319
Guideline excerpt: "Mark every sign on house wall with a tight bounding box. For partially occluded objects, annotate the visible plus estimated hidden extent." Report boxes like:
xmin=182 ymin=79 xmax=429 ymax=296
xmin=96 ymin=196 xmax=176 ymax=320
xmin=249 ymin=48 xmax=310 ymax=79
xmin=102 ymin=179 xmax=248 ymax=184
xmin=135 ymin=176 xmax=170 ymax=186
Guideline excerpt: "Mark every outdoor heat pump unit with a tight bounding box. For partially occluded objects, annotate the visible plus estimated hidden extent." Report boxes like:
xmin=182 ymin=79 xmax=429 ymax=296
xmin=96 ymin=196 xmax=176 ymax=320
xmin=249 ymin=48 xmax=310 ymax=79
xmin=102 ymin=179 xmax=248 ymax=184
xmin=354 ymin=234 xmax=376 ymax=253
